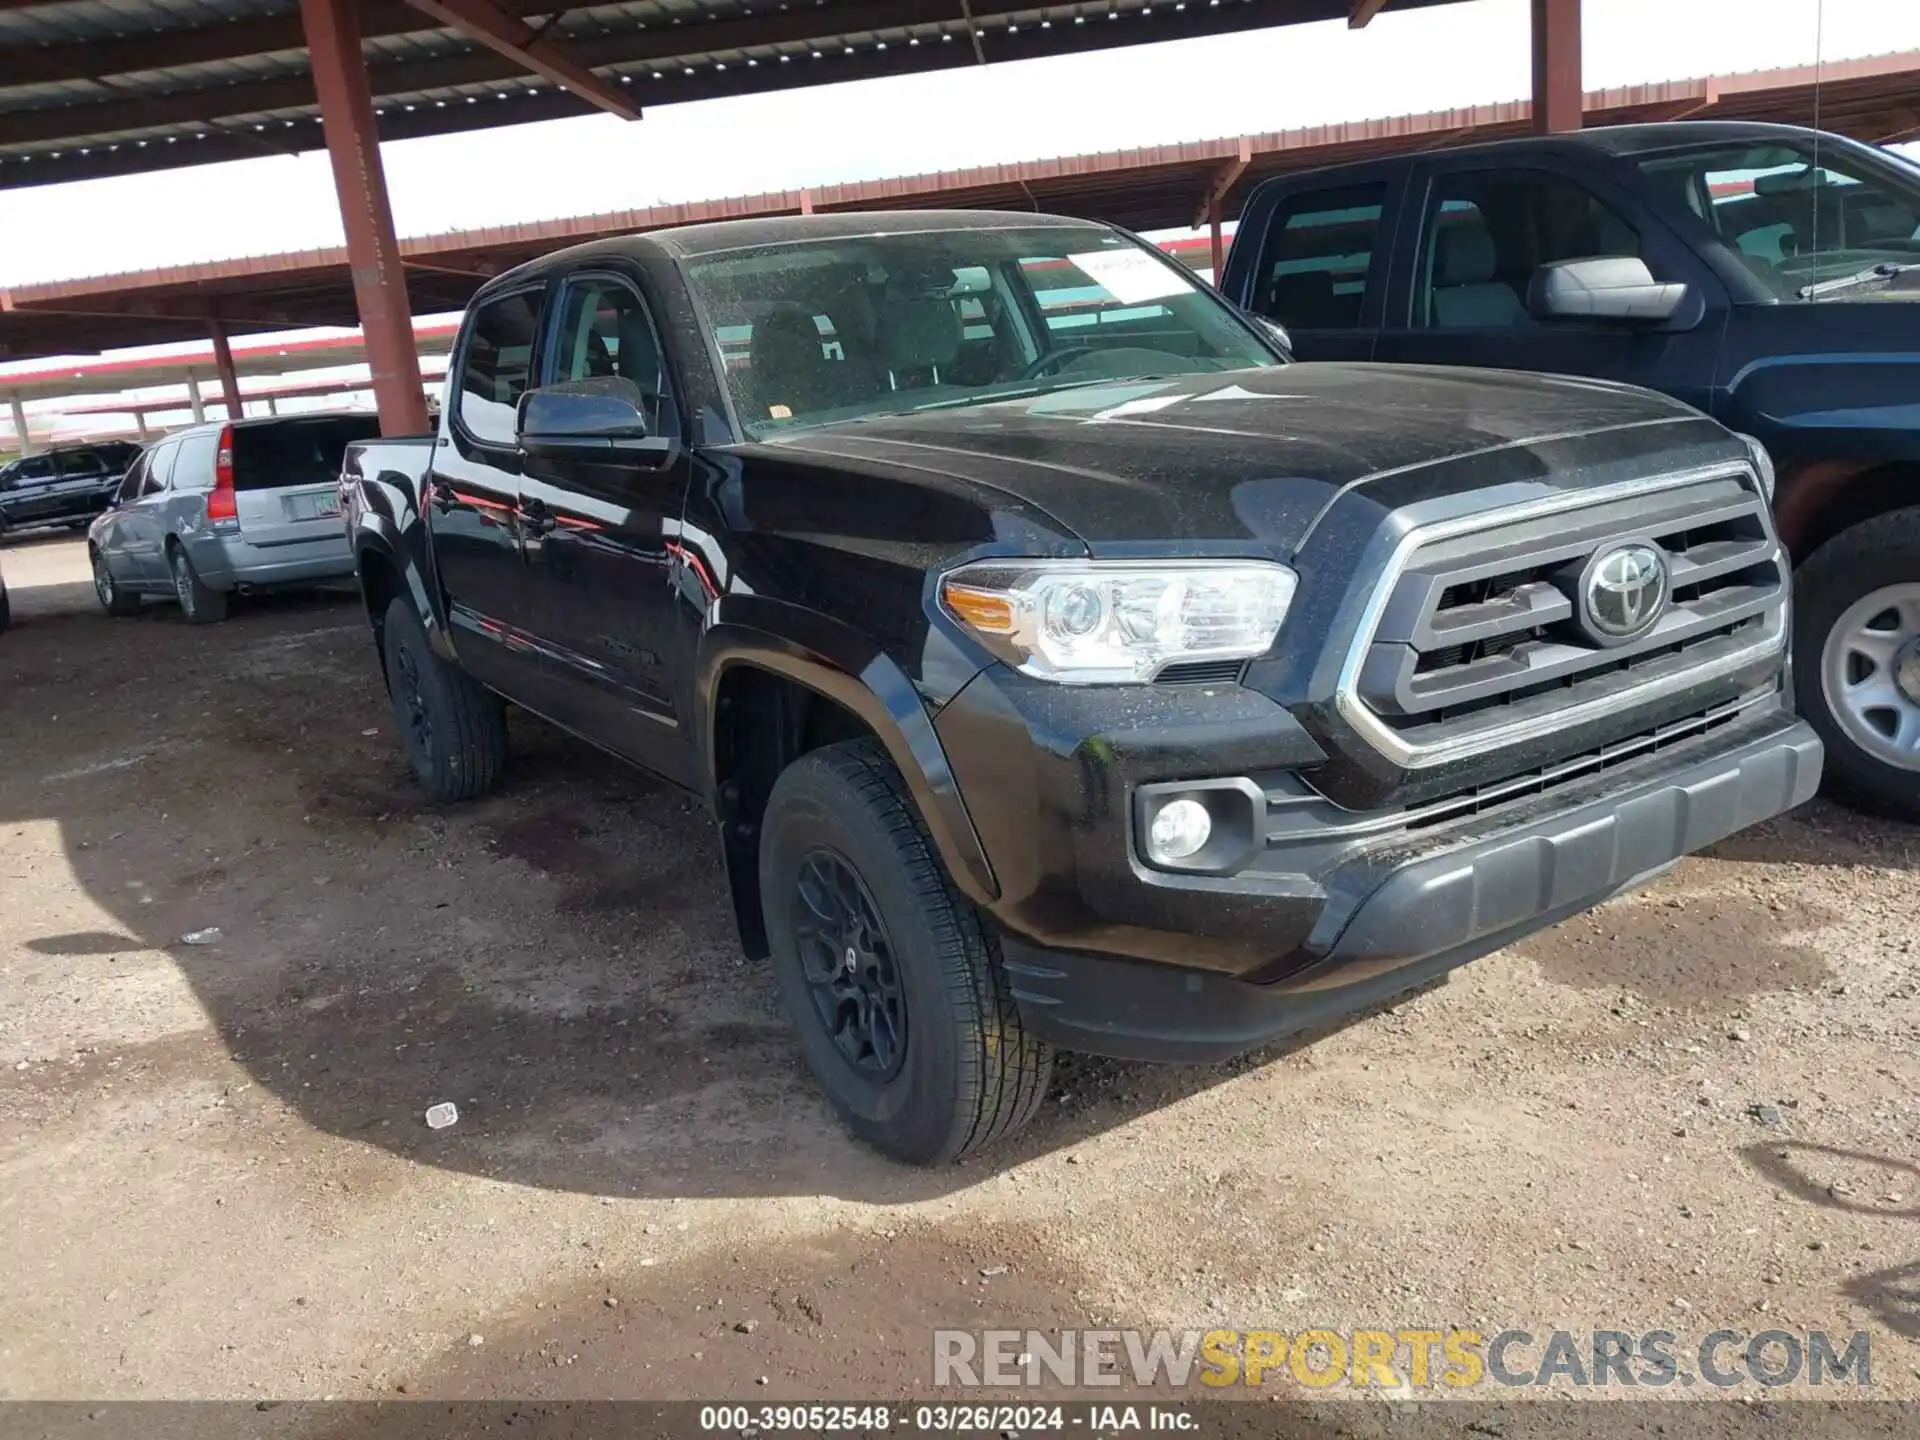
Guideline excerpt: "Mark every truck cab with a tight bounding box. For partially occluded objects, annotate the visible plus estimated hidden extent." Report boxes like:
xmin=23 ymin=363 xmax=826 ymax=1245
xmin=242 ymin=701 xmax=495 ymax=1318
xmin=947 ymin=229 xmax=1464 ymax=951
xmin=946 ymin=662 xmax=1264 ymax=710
xmin=1221 ymin=120 xmax=1920 ymax=817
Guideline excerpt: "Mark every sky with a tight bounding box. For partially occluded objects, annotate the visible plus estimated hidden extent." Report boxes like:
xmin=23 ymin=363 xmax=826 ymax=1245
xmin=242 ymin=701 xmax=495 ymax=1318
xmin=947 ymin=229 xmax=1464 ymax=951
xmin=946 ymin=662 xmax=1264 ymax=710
xmin=4 ymin=0 xmax=1918 ymax=434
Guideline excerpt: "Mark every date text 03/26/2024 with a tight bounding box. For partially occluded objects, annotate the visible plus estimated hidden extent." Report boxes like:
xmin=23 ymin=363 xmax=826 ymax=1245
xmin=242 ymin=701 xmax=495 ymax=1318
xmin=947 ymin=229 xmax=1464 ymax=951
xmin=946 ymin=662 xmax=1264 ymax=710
xmin=698 ymin=1404 xmax=1193 ymax=1432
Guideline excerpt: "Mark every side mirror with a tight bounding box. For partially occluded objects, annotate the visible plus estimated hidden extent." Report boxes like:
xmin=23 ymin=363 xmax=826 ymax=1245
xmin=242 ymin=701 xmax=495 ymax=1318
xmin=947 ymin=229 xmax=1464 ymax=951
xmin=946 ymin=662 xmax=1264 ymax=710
xmin=517 ymin=376 xmax=674 ymax=464
xmin=1529 ymin=257 xmax=1692 ymax=325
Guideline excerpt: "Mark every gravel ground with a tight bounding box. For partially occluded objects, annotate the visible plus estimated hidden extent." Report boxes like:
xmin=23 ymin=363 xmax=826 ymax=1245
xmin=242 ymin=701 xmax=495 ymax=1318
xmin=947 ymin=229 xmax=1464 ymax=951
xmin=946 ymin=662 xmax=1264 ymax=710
xmin=1 ymin=533 xmax=1916 ymax=1412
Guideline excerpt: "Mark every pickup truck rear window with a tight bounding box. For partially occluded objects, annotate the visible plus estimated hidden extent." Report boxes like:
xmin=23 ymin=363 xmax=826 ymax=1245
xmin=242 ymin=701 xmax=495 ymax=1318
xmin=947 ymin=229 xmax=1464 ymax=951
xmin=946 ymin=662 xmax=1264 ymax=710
xmin=1251 ymin=183 xmax=1387 ymax=331
xmin=229 ymin=416 xmax=381 ymax=492
xmin=684 ymin=223 xmax=1278 ymax=439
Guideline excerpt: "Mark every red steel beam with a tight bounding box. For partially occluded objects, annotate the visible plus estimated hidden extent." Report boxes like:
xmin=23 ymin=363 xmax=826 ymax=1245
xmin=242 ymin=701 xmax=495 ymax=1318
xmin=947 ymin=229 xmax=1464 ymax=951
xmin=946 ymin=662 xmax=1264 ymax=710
xmin=400 ymin=0 xmax=642 ymax=122
xmin=300 ymin=0 xmax=430 ymax=436
xmin=208 ymin=321 xmax=243 ymax=419
xmin=1531 ymin=0 xmax=1583 ymax=134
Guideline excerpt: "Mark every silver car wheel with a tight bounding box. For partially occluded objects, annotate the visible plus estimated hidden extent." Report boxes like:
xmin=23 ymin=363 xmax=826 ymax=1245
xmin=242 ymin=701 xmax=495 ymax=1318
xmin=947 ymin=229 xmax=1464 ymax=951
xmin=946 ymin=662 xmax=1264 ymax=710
xmin=172 ymin=552 xmax=198 ymax=619
xmin=1820 ymin=581 xmax=1920 ymax=772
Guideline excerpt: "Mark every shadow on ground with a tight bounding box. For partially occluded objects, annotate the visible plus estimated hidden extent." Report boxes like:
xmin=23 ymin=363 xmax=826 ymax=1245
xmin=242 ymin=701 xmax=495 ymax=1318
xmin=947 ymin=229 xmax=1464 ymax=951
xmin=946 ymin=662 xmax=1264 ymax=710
xmin=0 ymin=584 xmax=1897 ymax=1205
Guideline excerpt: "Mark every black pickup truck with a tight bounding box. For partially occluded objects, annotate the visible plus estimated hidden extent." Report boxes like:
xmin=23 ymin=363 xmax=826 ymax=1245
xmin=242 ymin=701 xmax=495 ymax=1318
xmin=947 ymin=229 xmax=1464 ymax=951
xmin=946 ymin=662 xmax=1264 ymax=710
xmin=0 ymin=441 xmax=140 ymax=537
xmin=1220 ymin=120 xmax=1920 ymax=817
xmin=343 ymin=210 xmax=1819 ymax=1165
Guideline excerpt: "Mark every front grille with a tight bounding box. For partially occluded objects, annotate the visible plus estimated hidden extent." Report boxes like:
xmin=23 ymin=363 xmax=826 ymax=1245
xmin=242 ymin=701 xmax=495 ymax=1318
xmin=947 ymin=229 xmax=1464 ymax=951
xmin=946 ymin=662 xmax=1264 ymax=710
xmin=1337 ymin=466 xmax=1788 ymax=767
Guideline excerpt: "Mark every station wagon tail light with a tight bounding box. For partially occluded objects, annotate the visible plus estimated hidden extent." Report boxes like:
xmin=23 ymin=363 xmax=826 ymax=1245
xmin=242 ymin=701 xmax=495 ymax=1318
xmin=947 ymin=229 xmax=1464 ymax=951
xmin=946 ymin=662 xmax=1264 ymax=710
xmin=208 ymin=425 xmax=237 ymax=522
xmin=939 ymin=559 xmax=1296 ymax=684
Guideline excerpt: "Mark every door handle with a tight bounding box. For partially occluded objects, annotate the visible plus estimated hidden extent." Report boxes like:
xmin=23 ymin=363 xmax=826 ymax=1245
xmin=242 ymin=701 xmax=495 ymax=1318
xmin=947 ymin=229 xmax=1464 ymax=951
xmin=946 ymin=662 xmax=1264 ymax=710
xmin=518 ymin=498 xmax=556 ymax=536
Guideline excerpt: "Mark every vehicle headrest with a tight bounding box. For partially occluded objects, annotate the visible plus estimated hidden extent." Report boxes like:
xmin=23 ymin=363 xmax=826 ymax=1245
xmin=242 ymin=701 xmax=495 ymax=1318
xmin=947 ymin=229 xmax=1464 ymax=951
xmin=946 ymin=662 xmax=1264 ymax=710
xmin=1434 ymin=221 xmax=1498 ymax=286
xmin=751 ymin=304 xmax=827 ymax=375
xmin=877 ymin=297 xmax=962 ymax=374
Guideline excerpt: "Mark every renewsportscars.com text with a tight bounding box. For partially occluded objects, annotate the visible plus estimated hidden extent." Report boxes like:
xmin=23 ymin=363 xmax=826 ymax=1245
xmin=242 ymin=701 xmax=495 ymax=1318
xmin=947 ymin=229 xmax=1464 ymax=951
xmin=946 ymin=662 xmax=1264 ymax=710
xmin=933 ymin=1328 xmax=1872 ymax=1390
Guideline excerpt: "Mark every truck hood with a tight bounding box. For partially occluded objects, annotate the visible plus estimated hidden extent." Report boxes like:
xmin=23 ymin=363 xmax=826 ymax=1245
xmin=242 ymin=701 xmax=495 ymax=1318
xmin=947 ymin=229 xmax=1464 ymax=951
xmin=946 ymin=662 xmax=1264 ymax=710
xmin=760 ymin=363 xmax=1722 ymax=554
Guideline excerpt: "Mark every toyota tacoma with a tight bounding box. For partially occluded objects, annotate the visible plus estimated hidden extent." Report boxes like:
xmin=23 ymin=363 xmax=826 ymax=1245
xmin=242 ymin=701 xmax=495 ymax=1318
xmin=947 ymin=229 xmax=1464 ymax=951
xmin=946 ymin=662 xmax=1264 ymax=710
xmin=342 ymin=211 xmax=1820 ymax=1165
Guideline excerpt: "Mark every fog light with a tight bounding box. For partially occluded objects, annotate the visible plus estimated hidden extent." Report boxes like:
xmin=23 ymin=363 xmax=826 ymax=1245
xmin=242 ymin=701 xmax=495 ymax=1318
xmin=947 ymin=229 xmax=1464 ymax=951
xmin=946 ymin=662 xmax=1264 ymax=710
xmin=1148 ymin=798 xmax=1212 ymax=862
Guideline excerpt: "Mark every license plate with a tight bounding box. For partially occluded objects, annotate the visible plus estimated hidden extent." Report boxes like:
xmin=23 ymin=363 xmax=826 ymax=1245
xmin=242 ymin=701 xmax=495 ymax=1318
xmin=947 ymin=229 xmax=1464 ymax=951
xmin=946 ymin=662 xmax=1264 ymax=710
xmin=285 ymin=493 xmax=342 ymax=521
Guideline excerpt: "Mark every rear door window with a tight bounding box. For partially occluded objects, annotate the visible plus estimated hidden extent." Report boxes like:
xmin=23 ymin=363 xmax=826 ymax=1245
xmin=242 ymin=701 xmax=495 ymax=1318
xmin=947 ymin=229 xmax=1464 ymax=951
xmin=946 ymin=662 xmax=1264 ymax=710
xmin=457 ymin=290 xmax=544 ymax=445
xmin=114 ymin=453 xmax=149 ymax=503
xmin=57 ymin=450 xmax=106 ymax=479
xmin=227 ymin=417 xmax=376 ymax=491
xmin=143 ymin=440 xmax=179 ymax=495
xmin=8 ymin=455 xmax=56 ymax=487
xmin=172 ymin=431 xmax=218 ymax=491
xmin=1251 ymin=182 xmax=1390 ymax=331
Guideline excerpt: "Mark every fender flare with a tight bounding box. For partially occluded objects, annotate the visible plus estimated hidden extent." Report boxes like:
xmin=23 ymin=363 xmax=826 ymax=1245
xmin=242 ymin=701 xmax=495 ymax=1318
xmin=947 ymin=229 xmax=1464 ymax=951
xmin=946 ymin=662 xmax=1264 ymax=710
xmin=349 ymin=500 xmax=458 ymax=666
xmin=696 ymin=595 xmax=998 ymax=906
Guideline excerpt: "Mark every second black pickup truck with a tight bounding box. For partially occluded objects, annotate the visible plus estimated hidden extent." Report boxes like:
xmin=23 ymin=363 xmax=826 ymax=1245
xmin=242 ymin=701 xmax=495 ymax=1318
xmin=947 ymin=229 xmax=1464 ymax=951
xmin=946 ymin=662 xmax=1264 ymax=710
xmin=1220 ymin=120 xmax=1920 ymax=817
xmin=344 ymin=211 xmax=1819 ymax=1165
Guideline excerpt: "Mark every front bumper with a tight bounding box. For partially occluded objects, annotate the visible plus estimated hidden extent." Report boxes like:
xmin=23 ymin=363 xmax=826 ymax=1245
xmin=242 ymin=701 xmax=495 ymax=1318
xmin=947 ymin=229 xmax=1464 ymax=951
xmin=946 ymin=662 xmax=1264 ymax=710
xmin=973 ymin=707 xmax=1820 ymax=1063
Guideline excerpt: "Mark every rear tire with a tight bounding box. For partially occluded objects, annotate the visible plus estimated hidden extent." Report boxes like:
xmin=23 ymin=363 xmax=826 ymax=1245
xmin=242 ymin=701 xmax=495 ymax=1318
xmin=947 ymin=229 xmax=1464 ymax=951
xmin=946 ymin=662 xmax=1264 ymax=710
xmin=1795 ymin=508 xmax=1920 ymax=822
xmin=91 ymin=547 xmax=141 ymax=617
xmin=169 ymin=545 xmax=229 ymax=625
xmin=381 ymin=596 xmax=507 ymax=803
xmin=760 ymin=739 xmax=1053 ymax=1166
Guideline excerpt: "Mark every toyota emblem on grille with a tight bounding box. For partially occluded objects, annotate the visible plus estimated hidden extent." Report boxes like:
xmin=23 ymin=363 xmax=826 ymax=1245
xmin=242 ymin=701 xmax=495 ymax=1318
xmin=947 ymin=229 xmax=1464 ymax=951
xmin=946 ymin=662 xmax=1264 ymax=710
xmin=1581 ymin=543 xmax=1669 ymax=644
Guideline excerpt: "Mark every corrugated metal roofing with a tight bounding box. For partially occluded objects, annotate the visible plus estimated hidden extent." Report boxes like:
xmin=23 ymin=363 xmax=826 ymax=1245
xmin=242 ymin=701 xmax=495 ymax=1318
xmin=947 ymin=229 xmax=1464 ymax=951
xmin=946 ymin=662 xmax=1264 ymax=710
xmin=0 ymin=0 xmax=1471 ymax=187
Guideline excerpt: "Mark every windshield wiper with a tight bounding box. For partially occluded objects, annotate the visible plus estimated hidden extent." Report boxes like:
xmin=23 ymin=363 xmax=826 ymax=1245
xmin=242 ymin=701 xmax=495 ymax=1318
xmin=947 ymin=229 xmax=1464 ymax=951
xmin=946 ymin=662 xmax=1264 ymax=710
xmin=1798 ymin=261 xmax=1920 ymax=299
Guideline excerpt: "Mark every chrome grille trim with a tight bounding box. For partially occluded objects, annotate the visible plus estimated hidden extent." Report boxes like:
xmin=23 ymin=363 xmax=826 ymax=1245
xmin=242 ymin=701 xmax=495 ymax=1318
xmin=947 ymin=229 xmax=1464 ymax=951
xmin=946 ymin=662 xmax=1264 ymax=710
xmin=1334 ymin=464 xmax=1788 ymax=769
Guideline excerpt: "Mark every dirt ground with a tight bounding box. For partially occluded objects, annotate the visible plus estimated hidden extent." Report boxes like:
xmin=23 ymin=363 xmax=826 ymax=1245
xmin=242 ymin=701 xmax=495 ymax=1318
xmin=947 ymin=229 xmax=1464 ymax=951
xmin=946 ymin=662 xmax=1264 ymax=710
xmin=1 ymin=532 xmax=1916 ymax=1411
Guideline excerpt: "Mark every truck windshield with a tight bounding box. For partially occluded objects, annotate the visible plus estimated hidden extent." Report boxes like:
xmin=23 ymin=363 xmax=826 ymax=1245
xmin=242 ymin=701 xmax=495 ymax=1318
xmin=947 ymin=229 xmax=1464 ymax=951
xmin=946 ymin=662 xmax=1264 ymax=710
xmin=1638 ymin=138 xmax=1920 ymax=301
xmin=681 ymin=223 xmax=1281 ymax=438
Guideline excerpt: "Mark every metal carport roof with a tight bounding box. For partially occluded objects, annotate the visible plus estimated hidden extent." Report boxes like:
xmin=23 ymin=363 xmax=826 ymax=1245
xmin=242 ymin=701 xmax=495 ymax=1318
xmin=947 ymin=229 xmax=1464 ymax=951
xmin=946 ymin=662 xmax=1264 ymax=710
xmin=0 ymin=0 xmax=1477 ymax=190
xmin=5 ymin=47 xmax=1918 ymax=370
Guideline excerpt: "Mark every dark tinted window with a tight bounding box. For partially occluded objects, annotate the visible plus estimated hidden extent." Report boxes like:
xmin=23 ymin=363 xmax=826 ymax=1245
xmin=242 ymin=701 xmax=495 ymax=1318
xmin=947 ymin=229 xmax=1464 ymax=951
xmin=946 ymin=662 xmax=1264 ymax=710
xmin=1416 ymin=170 xmax=1642 ymax=329
xmin=1252 ymin=183 xmax=1388 ymax=330
xmin=228 ymin=416 xmax=379 ymax=491
xmin=8 ymin=455 xmax=56 ymax=485
xmin=144 ymin=440 xmax=180 ymax=494
xmin=553 ymin=277 xmax=670 ymax=432
xmin=458 ymin=290 xmax=543 ymax=444
xmin=93 ymin=441 xmax=141 ymax=474
xmin=115 ymin=454 xmax=149 ymax=503
xmin=56 ymin=450 xmax=106 ymax=478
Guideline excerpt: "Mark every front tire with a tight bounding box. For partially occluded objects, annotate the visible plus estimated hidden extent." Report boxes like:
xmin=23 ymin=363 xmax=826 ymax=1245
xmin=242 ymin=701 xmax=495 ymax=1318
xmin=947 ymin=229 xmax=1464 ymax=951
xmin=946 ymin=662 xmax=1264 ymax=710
xmin=92 ymin=547 xmax=141 ymax=617
xmin=169 ymin=545 xmax=229 ymax=625
xmin=760 ymin=739 xmax=1053 ymax=1165
xmin=381 ymin=596 xmax=507 ymax=803
xmin=1796 ymin=508 xmax=1920 ymax=821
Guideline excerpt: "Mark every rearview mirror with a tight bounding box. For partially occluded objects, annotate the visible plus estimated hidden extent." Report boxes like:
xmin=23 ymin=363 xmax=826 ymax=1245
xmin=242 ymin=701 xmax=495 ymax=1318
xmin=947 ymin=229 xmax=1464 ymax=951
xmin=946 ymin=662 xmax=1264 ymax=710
xmin=517 ymin=376 xmax=674 ymax=463
xmin=1529 ymin=257 xmax=1691 ymax=325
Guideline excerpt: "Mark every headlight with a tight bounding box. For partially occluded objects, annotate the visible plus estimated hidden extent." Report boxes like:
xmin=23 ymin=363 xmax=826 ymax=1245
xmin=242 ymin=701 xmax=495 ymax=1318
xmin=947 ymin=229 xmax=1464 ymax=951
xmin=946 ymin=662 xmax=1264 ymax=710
xmin=1737 ymin=432 xmax=1776 ymax=502
xmin=939 ymin=559 xmax=1296 ymax=684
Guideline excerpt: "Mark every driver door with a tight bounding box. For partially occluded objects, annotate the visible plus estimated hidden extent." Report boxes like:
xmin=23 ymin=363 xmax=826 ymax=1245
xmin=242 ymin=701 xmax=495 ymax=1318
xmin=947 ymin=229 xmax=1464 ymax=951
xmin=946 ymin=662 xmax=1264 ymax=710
xmin=516 ymin=267 xmax=699 ymax=787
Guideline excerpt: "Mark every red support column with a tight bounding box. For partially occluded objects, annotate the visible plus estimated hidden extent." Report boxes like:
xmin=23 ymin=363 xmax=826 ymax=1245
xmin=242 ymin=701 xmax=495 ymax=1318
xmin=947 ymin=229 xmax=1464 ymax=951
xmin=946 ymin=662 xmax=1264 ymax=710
xmin=209 ymin=321 xmax=243 ymax=419
xmin=1208 ymin=196 xmax=1225 ymax=283
xmin=300 ymin=0 xmax=429 ymax=436
xmin=1531 ymin=0 xmax=1583 ymax=135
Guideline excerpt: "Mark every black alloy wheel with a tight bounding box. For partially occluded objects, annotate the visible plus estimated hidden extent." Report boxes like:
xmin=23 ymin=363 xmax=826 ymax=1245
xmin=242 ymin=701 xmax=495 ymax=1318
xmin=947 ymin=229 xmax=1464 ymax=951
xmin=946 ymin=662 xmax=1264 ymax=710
xmin=791 ymin=850 xmax=909 ymax=1080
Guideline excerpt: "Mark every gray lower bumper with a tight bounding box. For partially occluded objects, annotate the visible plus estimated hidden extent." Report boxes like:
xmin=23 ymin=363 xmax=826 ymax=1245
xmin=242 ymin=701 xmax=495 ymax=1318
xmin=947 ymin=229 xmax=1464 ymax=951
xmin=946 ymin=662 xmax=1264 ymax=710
xmin=1003 ymin=716 xmax=1823 ymax=1062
